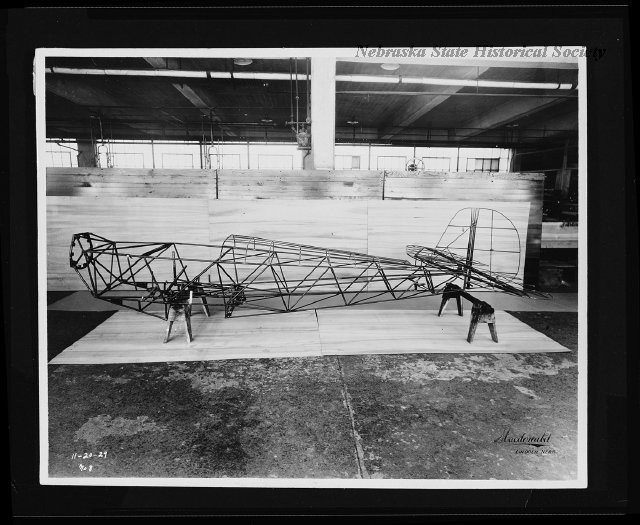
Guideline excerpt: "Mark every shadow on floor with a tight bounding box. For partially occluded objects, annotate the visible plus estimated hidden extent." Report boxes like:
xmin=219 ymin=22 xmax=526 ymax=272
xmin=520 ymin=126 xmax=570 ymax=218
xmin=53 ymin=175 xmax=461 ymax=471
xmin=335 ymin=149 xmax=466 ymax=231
xmin=47 ymin=290 xmax=76 ymax=305
xmin=48 ymin=310 xmax=118 ymax=361
xmin=507 ymin=311 xmax=578 ymax=351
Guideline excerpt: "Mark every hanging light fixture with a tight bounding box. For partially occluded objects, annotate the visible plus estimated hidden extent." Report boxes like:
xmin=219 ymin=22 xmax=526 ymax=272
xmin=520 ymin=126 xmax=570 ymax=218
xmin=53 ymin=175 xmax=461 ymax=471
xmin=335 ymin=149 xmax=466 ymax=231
xmin=233 ymin=58 xmax=253 ymax=66
xmin=380 ymin=63 xmax=400 ymax=71
xmin=346 ymin=117 xmax=359 ymax=142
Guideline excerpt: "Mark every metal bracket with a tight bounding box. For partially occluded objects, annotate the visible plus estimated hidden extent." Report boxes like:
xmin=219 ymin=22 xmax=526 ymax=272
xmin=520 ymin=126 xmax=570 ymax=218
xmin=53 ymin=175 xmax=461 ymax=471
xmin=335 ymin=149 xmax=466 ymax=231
xmin=224 ymin=285 xmax=246 ymax=318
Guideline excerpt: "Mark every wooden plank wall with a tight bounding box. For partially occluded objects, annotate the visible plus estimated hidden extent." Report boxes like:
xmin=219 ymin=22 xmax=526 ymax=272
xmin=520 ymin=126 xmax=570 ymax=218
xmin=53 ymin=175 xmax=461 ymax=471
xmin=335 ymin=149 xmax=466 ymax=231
xmin=46 ymin=168 xmax=544 ymax=290
xmin=209 ymin=200 xmax=369 ymax=252
xmin=208 ymin=200 xmax=530 ymax=289
xmin=47 ymin=168 xmax=211 ymax=198
xmin=216 ymin=169 xmax=382 ymax=200
xmin=47 ymin=197 xmax=210 ymax=289
xmin=383 ymin=171 xmax=544 ymax=283
xmin=366 ymin=200 xmax=529 ymax=264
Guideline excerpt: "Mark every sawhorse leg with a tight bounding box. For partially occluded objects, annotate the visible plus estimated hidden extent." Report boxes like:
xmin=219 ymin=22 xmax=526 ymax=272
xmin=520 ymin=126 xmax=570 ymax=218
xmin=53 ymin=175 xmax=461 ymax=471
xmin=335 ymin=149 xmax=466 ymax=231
xmin=200 ymin=294 xmax=210 ymax=317
xmin=164 ymin=305 xmax=179 ymax=344
xmin=164 ymin=292 xmax=194 ymax=344
xmin=438 ymin=283 xmax=463 ymax=317
xmin=183 ymin=302 xmax=193 ymax=343
xmin=467 ymin=301 xmax=498 ymax=343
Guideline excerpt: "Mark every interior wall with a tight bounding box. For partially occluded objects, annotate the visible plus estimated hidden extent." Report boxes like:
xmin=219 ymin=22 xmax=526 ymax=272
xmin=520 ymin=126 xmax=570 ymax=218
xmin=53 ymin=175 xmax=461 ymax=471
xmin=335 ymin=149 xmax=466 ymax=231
xmin=46 ymin=168 xmax=543 ymax=290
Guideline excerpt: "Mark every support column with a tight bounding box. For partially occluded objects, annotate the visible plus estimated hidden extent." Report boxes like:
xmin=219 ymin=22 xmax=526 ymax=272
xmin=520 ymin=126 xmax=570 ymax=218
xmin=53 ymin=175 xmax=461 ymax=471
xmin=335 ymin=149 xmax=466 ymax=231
xmin=510 ymin=149 xmax=522 ymax=172
xmin=302 ymin=150 xmax=314 ymax=170
xmin=556 ymin=138 xmax=572 ymax=197
xmin=76 ymin=140 xmax=96 ymax=167
xmin=310 ymin=57 xmax=336 ymax=170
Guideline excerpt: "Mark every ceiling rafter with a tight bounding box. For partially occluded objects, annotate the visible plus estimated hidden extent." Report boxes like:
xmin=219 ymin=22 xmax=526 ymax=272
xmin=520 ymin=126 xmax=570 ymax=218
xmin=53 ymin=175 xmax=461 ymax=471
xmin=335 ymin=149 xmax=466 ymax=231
xmin=452 ymin=97 xmax=567 ymax=141
xmin=378 ymin=67 xmax=491 ymax=140
xmin=143 ymin=58 xmax=237 ymax=137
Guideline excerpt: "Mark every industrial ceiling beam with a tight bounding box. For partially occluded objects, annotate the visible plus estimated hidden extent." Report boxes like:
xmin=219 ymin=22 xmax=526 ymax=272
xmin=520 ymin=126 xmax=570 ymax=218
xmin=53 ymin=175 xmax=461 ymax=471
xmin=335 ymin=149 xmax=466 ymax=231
xmin=45 ymin=76 xmax=166 ymax=137
xmin=46 ymin=67 xmax=575 ymax=90
xmin=512 ymin=110 xmax=578 ymax=139
xmin=143 ymin=57 xmax=169 ymax=69
xmin=451 ymin=96 xmax=567 ymax=141
xmin=378 ymin=67 xmax=490 ymax=140
xmin=46 ymin=75 xmax=185 ymax=128
xmin=337 ymin=90 xmax=577 ymax=98
xmin=338 ymin=56 xmax=579 ymax=70
xmin=142 ymin=58 xmax=237 ymax=137
xmin=46 ymin=75 xmax=120 ymax=108
xmin=171 ymin=82 xmax=211 ymax=114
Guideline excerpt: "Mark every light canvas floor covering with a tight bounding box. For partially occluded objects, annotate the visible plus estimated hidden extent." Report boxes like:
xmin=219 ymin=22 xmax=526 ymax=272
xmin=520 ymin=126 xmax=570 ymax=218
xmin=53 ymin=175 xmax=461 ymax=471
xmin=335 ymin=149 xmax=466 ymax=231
xmin=49 ymin=309 xmax=570 ymax=365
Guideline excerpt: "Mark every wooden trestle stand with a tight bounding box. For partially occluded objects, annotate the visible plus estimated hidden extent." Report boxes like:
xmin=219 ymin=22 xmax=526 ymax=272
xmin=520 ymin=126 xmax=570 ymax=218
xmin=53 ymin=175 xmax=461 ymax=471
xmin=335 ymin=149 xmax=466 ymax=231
xmin=163 ymin=290 xmax=213 ymax=344
xmin=437 ymin=283 xmax=498 ymax=343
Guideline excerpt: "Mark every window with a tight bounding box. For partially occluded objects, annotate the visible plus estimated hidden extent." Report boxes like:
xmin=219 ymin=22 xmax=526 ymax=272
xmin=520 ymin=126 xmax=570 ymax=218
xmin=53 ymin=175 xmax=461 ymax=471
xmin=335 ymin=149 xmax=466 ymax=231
xmin=153 ymin=142 xmax=201 ymax=169
xmin=377 ymin=156 xmax=407 ymax=170
xmin=46 ymin=150 xmax=74 ymax=167
xmin=161 ymin=153 xmax=195 ymax=169
xmin=258 ymin=154 xmax=294 ymax=169
xmin=45 ymin=140 xmax=78 ymax=167
xmin=335 ymin=155 xmax=361 ymax=170
xmin=210 ymin=153 xmax=241 ymax=169
xmin=422 ymin=157 xmax=451 ymax=171
xmin=109 ymin=141 xmax=153 ymax=168
xmin=112 ymin=152 xmax=145 ymax=168
xmin=466 ymin=158 xmax=500 ymax=172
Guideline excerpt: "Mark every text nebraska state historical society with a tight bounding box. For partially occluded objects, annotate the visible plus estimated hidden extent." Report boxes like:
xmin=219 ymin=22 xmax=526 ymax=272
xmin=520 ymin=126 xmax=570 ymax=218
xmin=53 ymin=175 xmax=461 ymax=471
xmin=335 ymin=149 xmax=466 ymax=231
xmin=356 ymin=46 xmax=607 ymax=61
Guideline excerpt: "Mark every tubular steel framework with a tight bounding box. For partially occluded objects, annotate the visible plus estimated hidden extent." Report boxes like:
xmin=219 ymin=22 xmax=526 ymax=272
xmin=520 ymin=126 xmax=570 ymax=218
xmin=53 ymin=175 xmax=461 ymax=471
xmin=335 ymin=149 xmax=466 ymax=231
xmin=69 ymin=207 xmax=544 ymax=343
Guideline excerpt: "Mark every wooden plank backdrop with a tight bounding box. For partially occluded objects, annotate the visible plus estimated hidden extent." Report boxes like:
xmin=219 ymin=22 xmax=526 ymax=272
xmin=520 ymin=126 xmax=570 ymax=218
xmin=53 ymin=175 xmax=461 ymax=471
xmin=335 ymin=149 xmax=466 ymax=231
xmin=46 ymin=168 xmax=544 ymax=290
xmin=383 ymin=171 xmax=544 ymax=283
xmin=367 ymin=200 xmax=530 ymax=285
xmin=47 ymin=167 xmax=211 ymax=198
xmin=209 ymin=199 xmax=369 ymax=251
xmin=47 ymin=196 xmax=210 ymax=289
xmin=209 ymin=199 xmax=369 ymax=292
xmin=216 ymin=169 xmax=383 ymax=200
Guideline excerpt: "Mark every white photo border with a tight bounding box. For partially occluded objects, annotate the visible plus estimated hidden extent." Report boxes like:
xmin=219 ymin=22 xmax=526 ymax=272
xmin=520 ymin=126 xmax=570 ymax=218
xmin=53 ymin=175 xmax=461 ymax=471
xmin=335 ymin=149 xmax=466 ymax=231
xmin=36 ymin=47 xmax=588 ymax=489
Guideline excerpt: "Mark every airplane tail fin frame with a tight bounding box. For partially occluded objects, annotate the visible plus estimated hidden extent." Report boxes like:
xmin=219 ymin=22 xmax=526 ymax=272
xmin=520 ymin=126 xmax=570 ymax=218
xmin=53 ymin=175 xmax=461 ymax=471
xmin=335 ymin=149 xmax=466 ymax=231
xmin=433 ymin=207 xmax=523 ymax=292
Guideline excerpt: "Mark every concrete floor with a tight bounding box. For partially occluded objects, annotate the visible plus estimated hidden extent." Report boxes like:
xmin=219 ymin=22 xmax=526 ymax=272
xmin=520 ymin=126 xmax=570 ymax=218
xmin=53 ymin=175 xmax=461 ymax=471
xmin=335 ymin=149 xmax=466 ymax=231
xmin=46 ymin=292 xmax=579 ymax=481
